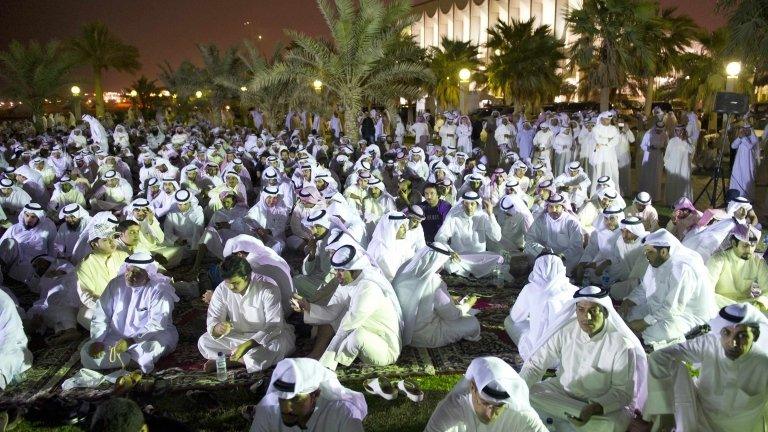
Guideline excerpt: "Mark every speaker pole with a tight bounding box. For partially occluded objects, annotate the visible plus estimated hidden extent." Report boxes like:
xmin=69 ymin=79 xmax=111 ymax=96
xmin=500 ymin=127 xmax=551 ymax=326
xmin=694 ymin=112 xmax=731 ymax=208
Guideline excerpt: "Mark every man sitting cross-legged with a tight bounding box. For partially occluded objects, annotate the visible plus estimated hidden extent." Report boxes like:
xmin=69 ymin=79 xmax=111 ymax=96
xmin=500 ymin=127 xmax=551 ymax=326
xmin=198 ymin=255 xmax=295 ymax=373
xmin=80 ymin=252 xmax=178 ymax=374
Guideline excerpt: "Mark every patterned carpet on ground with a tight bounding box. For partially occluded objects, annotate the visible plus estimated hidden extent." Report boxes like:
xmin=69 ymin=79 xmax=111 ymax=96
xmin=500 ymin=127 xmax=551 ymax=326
xmin=1 ymin=256 xmax=524 ymax=404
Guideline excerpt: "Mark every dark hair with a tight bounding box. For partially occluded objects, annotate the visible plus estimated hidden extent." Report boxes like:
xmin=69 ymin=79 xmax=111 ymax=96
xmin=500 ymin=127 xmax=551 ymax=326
xmin=116 ymin=220 xmax=139 ymax=233
xmin=423 ymin=182 xmax=438 ymax=193
xmin=220 ymin=255 xmax=251 ymax=280
xmin=90 ymin=398 xmax=145 ymax=432
xmin=748 ymin=323 xmax=761 ymax=341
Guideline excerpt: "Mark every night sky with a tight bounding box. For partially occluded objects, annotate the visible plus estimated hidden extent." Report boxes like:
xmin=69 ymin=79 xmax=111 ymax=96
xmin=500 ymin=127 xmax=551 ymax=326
xmin=0 ymin=0 xmax=725 ymax=90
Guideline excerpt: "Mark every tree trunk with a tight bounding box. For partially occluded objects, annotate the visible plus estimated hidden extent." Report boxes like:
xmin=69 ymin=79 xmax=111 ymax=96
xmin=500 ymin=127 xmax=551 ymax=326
xmin=600 ymin=87 xmax=610 ymax=112
xmin=643 ymin=78 xmax=655 ymax=118
xmin=94 ymin=68 xmax=105 ymax=117
xmin=341 ymin=92 xmax=361 ymax=141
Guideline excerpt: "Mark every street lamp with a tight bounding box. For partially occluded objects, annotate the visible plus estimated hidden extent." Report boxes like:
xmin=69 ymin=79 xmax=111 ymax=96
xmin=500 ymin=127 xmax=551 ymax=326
xmin=240 ymin=86 xmax=248 ymax=92
xmin=70 ymin=85 xmax=82 ymax=118
xmin=313 ymin=80 xmax=323 ymax=94
xmin=195 ymin=90 xmax=203 ymax=99
xmin=458 ymin=68 xmax=471 ymax=114
xmin=160 ymin=90 xmax=170 ymax=97
xmin=726 ymin=61 xmax=741 ymax=92
xmin=129 ymin=89 xmax=138 ymax=98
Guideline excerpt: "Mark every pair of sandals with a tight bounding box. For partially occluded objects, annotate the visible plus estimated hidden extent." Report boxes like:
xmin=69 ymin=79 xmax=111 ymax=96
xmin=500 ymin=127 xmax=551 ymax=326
xmin=363 ymin=377 xmax=423 ymax=402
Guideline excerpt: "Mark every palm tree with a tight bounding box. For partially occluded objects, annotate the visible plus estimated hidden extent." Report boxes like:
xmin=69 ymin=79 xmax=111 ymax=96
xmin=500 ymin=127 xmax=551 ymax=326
xmin=0 ymin=40 xmax=73 ymax=129
xmin=159 ymin=60 xmax=201 ymax=102
xmin=672 ymin=28 xmax=753 ymax=129
xmin=566 ymin=0 xmax=657 ymax=111
xmin=198 ymin=44 xmax=244 ymax=125
xmin=251 ymin=0 xmax=433 ymax=139
xmin=485 ymin=18 xmax=565 ymax=113
xmin=634 ymin=7 xmax=699 ymax=117
xmin=717 ymin=0 xmax=768 ymax=74
xmin=66 ymin=22 xmax=140 ymax=117
xmin=426 ymin=37 xmax=482 ymax=111
xmin=126 ymin=75 xmax=161 ymax=112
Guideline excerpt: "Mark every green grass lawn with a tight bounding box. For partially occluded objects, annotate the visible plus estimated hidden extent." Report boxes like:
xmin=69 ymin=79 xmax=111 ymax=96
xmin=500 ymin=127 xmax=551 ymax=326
xmin=13 ymin=374 xmax=464 ymax=432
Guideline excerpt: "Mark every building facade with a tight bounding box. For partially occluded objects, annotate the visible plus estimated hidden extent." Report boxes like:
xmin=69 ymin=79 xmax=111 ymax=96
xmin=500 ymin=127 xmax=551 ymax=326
xmin=410 ymin=0 xmax=583 ymax=57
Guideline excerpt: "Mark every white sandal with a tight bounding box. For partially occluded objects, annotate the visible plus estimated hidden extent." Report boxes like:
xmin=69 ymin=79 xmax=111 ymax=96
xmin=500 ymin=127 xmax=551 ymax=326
xmin=396 ymin=380 xmax=424 ymax=402
xmin=363 ymin=377 xmax=398 ymax=400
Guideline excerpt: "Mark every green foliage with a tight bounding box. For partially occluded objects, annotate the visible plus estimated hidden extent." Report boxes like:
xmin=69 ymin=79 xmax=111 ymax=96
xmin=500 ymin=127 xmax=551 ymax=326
xmin=126 ymin=75 xmax=161 ymax=112
xmin=251 ymin=0 xmax=433 ymax=138
xmin=717 ymin=0 xmax=768 ymax=74
xmin=0 ymin=39 xmax=74 ymax=127
xmin=427 ymin=37 xmax=482 ymax=111
xmin=566 ymin=0 xmax=658 ymax=109
xmin=485 ymin=18 xmax=565 ymax=112
xmin=66 ymin=22 xmax=140 ymax=116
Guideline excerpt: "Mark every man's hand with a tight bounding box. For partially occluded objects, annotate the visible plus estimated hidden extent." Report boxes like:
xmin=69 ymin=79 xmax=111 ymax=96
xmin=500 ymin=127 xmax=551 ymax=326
xmin=230 ymin=339 xmax=256 ymax=362
xmin=576 ymin=402 xmax=604 ymax=424
xmin=619 ymin=300 xmax=635 ymax=317
xmin=212 ymin=321 xmax=233 ymax=338
xmin=202 ymin=289 xmax=214 ymax=304
xmin=483 ymin=199 xmax=493 ymax=215
xmin=89 ymin=342 xmax=106 ymax=358
xmin=450 ymin=252 xmax=461 ymax=264
xmin=290 ymin=295 xmax=310 ymax=313
xmin=145 ymin=211 xmax=155 ymax=223
xmin=628 ymin=319 xmax=649 ymax=333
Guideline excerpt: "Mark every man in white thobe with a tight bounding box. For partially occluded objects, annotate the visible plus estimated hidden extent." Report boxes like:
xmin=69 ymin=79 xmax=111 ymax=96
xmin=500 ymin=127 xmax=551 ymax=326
xmin=626 ymin=191 xmax=659 ymax=232
xmin=0 ymin=203 xmax=56 ymax=282
xmin=250 ymin=357 xmax=367 ymax=432
xmin=604 ymin=217 xmax=649 ymax=300
xmin=426 ymin=356 xmax=548 ymax=431
xmin=198 ymin=255 xmax=295 ymax=373
xmin=292 ymin=210 xmax=338 ymax=303
xmin=80 ymin=253 xmax=178 ymax=374
xmin=729 ymin=124 xmax=759 ymax=198
xmin=393 ymin=242 xmax=480 ymax=348
xmin=590 ymin=112 xmax=620 ymax=195
xmin=505 ymin=253 xmax=578 ymax=361
xmin=54 ymin=203 xmax=90 ymax=262
xmin=520 ymin=286 xmax=648 ymax=432
xmin=621 ymin=229 xmax=718 ymax=349
xmin=0 ymin=289 xmax=32 ymax=390
xmin=524 ymin=193 xmax=584 ymax=273
xmin=644 ymin=303 xmax=768 ymax=431
xmin=162 ymin=189 xmax=204 ymax=260
xmin=707 ymin=224 xmax=768 ymax=310
xmin=434 ymin=191 xmax=510 ymax=280
xmin=553 ymin=161 xmax=591 ymax=210
xmin=291 ymin=245 xmax=402 ymax=370
xmin=0 ymin=178 xmax=32 ymax=223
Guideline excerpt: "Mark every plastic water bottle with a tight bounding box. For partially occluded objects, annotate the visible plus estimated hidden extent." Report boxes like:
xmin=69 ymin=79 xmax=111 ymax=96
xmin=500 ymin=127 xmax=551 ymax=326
xmin=545 ymin=417 xmax=557 ymax=431
xmin=216 ymin=352 xmax=227 ymax=382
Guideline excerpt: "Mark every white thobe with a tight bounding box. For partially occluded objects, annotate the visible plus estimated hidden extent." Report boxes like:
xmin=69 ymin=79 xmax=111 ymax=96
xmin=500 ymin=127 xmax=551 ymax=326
xmin=524 ymin=214 xmax=584 ymax=272
xmin=521 ymin=320 xmax=637 ymax=432
xmin=306 ymin=272 xmax=401 ymax=370
xmin=590 ymin=124 xmax=620 ymax=194
xmin=494 ymin=124 xmax=515 ymax=151
xmin=663 ymin=137 xmax=693 ymax=205
xmin=0 ymin=290 xmax=32 ymax=390
xmin=410 ymin=122 xmax=430 ymax=146
xmin=627 ymin=251 xmax=716 ymax=345
xmin=426 ymin=391 xmax=548 ymax=432
xmin=456 ymin=124 xmax=472 ymax=154
xmin=625 ymin=204 xmax=659 ymax=232
xmin=163 ymin=207 xmax=204 ymax=251
xmin=552 ymin=133 xmax=573 ymax=175
xmin=440 ymin=123 xmax=457 ymax=149
xmin=616 ymin=130 xmax=635 ymax=195
xmin=0 ymin=219 xmax=57 ymax=281
xmin=80 ymin=278 xmax=178 ymax=373
xmin=730 ymin=135 xmax=759 ymax=198
xmin=250 ymin=394 xmax=364 ymax=432
xmin=245 ymin=205 xmax=289 ymax=253
xmin=49 ymin=188 xmax=86 ymax=213
xmin=533 ymin=130 xmax=554 ymax=167
xmin=645 ymin=333 xmax=768 ymax=432
xmin=27 ymin=262 xmax=79 ymax=332
xmin=0 ymin=188 xmax=32 ymax=220
xmin=435 ymin=210 xmax=505 ymax=279
xmin=554 ymin=172 xmax=590 ymax=209
xmin=197 ymin=275 xmax=295 ymax=373
xmin=293 ymin=234 xmax=335 ymax=301
xmin=505 ymin=282 xmax=574 ymax=360
xmin=55 ymin=222 xmax=87 ymax=261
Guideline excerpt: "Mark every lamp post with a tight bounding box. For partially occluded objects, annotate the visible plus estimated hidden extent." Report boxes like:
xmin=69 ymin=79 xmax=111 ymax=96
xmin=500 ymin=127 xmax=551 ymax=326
xmin=70 ymin=85 xmax=81 ymax=118
xmin=725 ymin=61 xmax=741 ymax=92
xmin=458 ymin=68 xmax=471 ymax=114
xmin=313 ymin=80 xmax=323 ymax=95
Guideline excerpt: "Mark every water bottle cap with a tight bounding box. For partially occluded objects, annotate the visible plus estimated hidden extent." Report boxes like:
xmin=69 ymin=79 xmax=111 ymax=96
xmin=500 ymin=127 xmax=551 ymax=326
xmin=218 ymin=352 xmax=223 ymax=356
xmin=546 ymin=418 xmax=554 ymax=424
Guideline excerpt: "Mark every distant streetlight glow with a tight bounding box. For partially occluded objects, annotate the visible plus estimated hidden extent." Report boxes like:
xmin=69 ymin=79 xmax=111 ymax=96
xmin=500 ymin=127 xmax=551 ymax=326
xmin=195 ymin=90 xmax=203 ymax=98
xmin=129 ymin=89 xmax=138 ymax=97
xmin=312 ymin=80 xmax=323 ymax=91
xmin=160 ymin=90 xmax=170 ymax=97
xmin=458 ymin=68 xmax=471 ymax=83
xmin=494 ymin=49 xmax=501 ymax=56
xmin=726 ymin=61 xmax=741 ymax=78
xmin=240 ymin=86 xmax=248 ymax=92
xmin=70 ymin=85 xmax=81 ymax=96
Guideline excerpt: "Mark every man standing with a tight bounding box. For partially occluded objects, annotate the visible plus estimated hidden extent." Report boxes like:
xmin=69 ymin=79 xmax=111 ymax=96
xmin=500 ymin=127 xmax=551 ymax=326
xmin=729 ymin=124 xmax=759 ymax=198
xmin=426 ymin=356 xmax=548 ymax=431
xmin=80 ymin=253 xmax=178 ymax=374
xmin=638 ymin=121 xmax=667 ymax=199
xmin=198 ymin=255 xmax=295 ymax=373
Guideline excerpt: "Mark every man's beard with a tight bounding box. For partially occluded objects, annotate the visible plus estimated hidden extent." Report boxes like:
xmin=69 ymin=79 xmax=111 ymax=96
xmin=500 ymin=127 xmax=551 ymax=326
xmin=66 ymin=220 xmax=81 ymax=230
xmin=23 ymin=220 xmax=39 ymax=230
